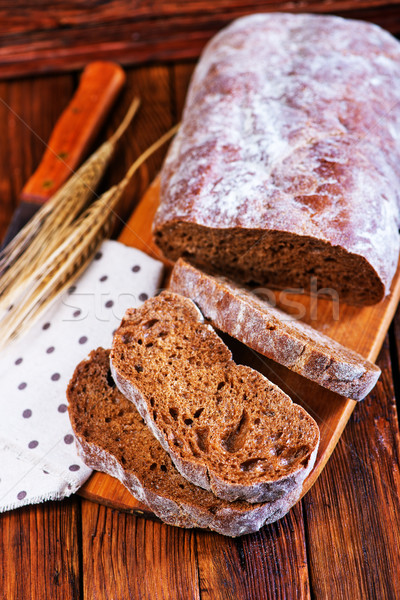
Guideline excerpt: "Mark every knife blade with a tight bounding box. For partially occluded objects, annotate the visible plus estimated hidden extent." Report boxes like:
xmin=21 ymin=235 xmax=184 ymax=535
xmin=1 ymin=61 xmax=126 ymax=248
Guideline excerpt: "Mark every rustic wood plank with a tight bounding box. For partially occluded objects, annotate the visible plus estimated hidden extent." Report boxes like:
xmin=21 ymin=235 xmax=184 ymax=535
xmin=171 ymin=62 xmax=196 ymax=121
xmin=0 ymin=499 xmax=81 ymax=599
xmin=0 ymin=74 xmax=74 ymax=241
xmin=195 ymin=503 xmax=310 ymax=600
xmin=1 ymin=2 xmax=400 ymax=79
xmin=80 ymin=498 xmax=310 ymax=599
xmin=80 ymin=499 xmax=200 ymax=599
xmin=390 ymin=304 xmax=400 ymax=415
xmin=2 ymin=0 xmax=397 ymax=36
xmin=303 ymin=336 xmax=400 ymax=599
xmin=100 ymin=64 xmax=174 ymax=234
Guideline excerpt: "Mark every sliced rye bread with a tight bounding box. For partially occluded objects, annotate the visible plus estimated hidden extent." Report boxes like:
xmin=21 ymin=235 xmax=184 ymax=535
xmin=169 ymin=259 xmax=381 ymax=401
xmin=110 ymin=291 xmax=320 ymax=504
xmin=67 ymin=347 xmax=305 ymax=537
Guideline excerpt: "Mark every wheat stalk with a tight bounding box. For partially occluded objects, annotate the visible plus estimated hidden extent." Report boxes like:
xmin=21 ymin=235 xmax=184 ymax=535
xmin=0 ymin=123 xmax=179 ymax=347
xmin=0 ymin=97 xmax=140 ymax=309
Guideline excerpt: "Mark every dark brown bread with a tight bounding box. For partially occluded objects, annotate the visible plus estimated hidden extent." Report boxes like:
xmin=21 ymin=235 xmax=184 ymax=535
xmin=153 ymin=13 xmax=400 ymax=305
xmin=169 ymin=259 xmax=381 ymax=400
xmin=110 ymin=291 xmax=320 ymax=504
xmin=67 ymin=347 xmax=305 ymax=537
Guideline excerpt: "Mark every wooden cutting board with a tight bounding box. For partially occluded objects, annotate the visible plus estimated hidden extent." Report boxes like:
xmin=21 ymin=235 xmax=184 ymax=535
xmin=78 ymin=176 xmax=400 ymax=517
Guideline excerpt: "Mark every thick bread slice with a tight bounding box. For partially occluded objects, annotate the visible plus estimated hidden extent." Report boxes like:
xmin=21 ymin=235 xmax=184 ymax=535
xmin=169 ymin=259 xmax=381 ymax=401
xmin=67 ymin=348 xmax=304 ymax=537
xmin=110 ymin=291 xmax=319 ymax=504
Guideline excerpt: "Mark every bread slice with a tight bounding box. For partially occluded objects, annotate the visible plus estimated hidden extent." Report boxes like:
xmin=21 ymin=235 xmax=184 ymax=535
xmin=110 ymin=291 xmax=320 ymax=504
xmin=169 ymin=259 xmax=381 ymax=401
xmin=67 ymin=347 xmax=306 ymax=537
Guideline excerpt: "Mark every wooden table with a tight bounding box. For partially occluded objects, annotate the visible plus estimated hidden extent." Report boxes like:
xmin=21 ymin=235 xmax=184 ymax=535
xmin=1 ymin=30 xmax=400 ymax=600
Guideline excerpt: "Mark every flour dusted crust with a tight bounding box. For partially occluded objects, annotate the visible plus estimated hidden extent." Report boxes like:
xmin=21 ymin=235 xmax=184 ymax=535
xmin=68 ymin=348 xmax=307 ymax=537
xmin=154 ymin=13 xmax=400 ymax=305
xmin=169 ymin=259 xmax=381 ymax=400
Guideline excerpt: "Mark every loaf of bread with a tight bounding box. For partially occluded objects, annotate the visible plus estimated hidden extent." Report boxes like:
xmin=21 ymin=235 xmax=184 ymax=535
xmin=68 ymin=347 xmax=307 ymax=537
xmin=169 ymin=258 xmax=381 ymax=400
xmin=110 ymin=291 xmax=319 ymax=504
xmin=154 ymin=13 xmax=400 ymax=305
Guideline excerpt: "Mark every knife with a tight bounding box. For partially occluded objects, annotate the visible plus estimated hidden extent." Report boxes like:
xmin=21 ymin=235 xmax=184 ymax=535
xmin=1 ymin=61 xmax=126 ymax=248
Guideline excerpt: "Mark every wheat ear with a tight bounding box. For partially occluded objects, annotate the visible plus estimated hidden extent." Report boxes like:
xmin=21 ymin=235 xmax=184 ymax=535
xmin=0 ymin=123 xmax=179 ymax=347
xmin=0 ymin=97 xmax=140 ymax=308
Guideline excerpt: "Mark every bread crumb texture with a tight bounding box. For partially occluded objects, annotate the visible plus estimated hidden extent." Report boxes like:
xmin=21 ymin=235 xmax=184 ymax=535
xmin=110 ymin=292 xmax=320 ymax=503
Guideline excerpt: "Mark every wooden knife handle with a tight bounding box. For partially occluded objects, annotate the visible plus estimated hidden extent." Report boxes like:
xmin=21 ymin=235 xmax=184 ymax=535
xmin=20 ymin=61 xmax=126 ymax=204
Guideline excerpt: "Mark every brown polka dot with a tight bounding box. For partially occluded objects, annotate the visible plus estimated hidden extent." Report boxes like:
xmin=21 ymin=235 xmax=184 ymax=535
xmin=15 ymin=357 xmax=23 ymax=365
xmin=94 ymin=252 xmax=102 ymax=260
xmin=58 ymin=404 xmax=67 ymax=413
xmin=28 ymin=440 xmax=38 ymax=449
xmin=105 ymin=300 xmax=114 ymax=308
xmin=69 ymin=464 xmax=80 ymax=472
xmin=132 ymin=265 xmax=141 ymax=273
xmin=18 ymin=382 xmax=27 ymax=390
xmin=79 ymin=336 xmax=87 ymax=345
xmin=42 ymin=322 xmax=51 ymax=330
xmin=22 ymin=409 xmax=32 ymax=418
xmin=51 ymin=373 xmax=61 ymax=381
xmin=100 ymin=275 xmax=108 ymax=282
xmin=46 ymin=346 xmax=55 ymax=354
xmin=17 ymin=491 xmax=27 ymax=500
xmin=64 ymin=434 xmax=74 ymax=444
xmin=139 ymin=293 xmax=148 ymax=302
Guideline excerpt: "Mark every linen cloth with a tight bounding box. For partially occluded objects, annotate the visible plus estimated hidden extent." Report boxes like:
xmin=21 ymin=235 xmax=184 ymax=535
xmin=0 ymin=240 xmax=164 ymax=512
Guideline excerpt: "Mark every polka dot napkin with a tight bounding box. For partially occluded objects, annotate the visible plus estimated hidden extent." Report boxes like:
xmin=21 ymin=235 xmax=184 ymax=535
xmin=0 ymin=240 xmax=164 ymax=513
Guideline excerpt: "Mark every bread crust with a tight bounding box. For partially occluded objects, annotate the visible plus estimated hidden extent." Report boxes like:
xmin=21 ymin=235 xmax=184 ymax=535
xmin=169 ymin=258 xmax=381 ymax=400
xmin=154 ymin=13 xmax=400 ymax=305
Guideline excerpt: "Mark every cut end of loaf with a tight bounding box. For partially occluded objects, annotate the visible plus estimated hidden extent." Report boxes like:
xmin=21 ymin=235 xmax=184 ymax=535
xmin=110 ymin=291 xmax=320 ymax=504
xmin=154 ymin=223 xmax=386 ymax=305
